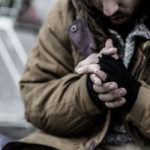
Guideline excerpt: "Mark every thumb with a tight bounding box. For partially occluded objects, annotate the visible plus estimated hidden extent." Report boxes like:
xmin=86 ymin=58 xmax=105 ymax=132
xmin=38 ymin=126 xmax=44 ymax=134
xmin=105 ymin=39 xmax=119 ymax=60
xmin=105 ymin=39 xmax=114 ymax=48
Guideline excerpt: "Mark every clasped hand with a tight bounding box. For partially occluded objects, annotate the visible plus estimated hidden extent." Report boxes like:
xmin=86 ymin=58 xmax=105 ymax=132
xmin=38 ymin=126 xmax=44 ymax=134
xmin=75 ymin=39 xmax=127 ymax=109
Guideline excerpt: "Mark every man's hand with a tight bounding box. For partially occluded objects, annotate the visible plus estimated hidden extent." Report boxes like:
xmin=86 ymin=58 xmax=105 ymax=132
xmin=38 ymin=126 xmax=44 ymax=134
xmin=75 ymin=39 xmax=118 ymax=85
xmin=75 ymin=39 xmax=126 ymax=109
xmin=99 ymin=54 xmax=140 ymax=111
xmin=93 ymin=82 xmax=126 ymax=108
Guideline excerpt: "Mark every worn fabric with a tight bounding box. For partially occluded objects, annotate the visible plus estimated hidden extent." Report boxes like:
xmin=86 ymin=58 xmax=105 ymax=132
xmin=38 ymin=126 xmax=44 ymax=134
xmin=3 ymin=0 xmax=150 ymax=150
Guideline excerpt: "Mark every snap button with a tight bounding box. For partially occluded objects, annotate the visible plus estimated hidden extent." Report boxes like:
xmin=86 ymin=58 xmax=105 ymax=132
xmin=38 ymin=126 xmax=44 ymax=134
xmin=89 ymin=43 xmax=93 ymax=48
xmin=71 ymin=25 xmax=78 ymax=32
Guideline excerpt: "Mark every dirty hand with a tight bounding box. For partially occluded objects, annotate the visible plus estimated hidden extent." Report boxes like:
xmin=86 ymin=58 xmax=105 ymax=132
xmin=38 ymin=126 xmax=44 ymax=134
xmin=76 ymin=39 xmax=126 ymax=109
xmin=75 ymin=39 xmax=118 ymax=85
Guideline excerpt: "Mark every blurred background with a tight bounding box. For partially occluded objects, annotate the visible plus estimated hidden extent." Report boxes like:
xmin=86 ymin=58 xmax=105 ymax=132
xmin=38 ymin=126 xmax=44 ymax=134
xmin=0 ymin=0 xmax=57 ymax=139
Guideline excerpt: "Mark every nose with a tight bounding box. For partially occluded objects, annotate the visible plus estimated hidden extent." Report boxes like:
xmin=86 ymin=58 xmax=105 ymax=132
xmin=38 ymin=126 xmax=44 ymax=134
xmin=102 ymin=0 xmax=119 ymax=17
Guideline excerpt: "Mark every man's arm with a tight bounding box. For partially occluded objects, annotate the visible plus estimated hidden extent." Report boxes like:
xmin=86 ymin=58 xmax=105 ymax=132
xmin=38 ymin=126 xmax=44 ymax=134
xmin=20 ymin=2 xmax=105 ymax=137
xmin=125 ymin=81 xmax=150 ymax=139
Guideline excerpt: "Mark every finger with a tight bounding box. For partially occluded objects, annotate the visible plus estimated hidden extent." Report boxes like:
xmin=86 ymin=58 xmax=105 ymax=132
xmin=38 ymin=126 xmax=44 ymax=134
xmin=76 ymin=64 xmax=107 ymax=81
xmin=100 ymin=50 xmax=119 ymax=60
xmin=105 ymin=39 xmax=114 ymax=48
xmin=90 ymin=74 xmax=102 ymax=86
xmin=98 ymin=88 xmax=127 ymax=102
xmin=99 ymin=39 xmax=119 ymax=60
xmin=105 ymin=39 xmax=119 ymax=59
xmin=93 ymin=82 xmax=118 ymax=94
xmin=75 ymin=54 xmax=99 ymax=71
xmin=76 ymin=56 xmax=98 ymax=68
xmin=93 ymin=69 xmax=107 ymax=81
xmin=105 ymin=97 xmax=126 ymax=108
xmin=97 ymin=39 xmax=114 ymax=57
xmin=76 ymin=64 xmax=99 ymax=74
xmin=112 ymin=53 xmax=119 ymax=60
xmin=102 ymin=47 xmax=117 ymax=56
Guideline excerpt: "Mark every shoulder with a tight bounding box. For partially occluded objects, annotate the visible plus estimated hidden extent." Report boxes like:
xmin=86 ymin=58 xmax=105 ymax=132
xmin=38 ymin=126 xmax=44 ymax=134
xmin=38 ymin=0 xmax=76 ymax=44
xmin=46 ymin=0 xmax=75 ymax=32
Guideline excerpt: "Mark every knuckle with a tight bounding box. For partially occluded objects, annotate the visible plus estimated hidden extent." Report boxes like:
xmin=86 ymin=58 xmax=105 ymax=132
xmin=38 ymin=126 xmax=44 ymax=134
xmin=111 ymin=82 xmax=118 ymax=88
xmin=94 ymin=68 xmax=98 ymax=73
xmin=111 ymin=91 xmax=118 ymax=99
xmin=93 ymin=85 xmax=98 ymax=92
xmin=105 ymin=82 xmax=118 ymax=90
xmin=96 ymin=64 xmax=100 ymax=70
xmin=90 ymin=74 xmax=95 ymax=80
xmin=98 ymin=71 xmax=106 ymax=81
xmin=95 ymin=57 xmax=99 ymax=63
xmin=95 ymin=79 xmax=102 ymax=86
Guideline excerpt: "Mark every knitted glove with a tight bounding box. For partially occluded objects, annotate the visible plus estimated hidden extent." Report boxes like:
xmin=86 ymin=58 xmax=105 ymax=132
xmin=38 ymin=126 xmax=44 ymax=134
xmin=99 ymin=54 xmax=141 ymax=112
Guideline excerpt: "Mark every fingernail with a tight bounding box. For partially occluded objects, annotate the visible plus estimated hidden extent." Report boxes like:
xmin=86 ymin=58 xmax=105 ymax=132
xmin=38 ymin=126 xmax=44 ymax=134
xmin=76 ymin=68 xmax=82 ymax=74
xmin=119 ymin=89 xmax=125 ymax=96
xmin=122 ymin=98 xmax=126 ymax=104
xmin=109 ymin=83 xmax=116 ymax=89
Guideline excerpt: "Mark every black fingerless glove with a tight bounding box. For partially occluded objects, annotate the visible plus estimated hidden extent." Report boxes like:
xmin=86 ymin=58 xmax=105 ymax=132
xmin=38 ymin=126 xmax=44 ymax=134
xmin=99 ymin=55 xmax=141 ymax=112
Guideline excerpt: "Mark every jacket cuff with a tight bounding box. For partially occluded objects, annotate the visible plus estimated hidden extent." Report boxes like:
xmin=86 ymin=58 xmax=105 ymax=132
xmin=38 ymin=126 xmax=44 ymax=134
xmin=125 ymin=84 xmax=150 ymax=136
xmin=86 ymin=74 xmax=106 ymax=109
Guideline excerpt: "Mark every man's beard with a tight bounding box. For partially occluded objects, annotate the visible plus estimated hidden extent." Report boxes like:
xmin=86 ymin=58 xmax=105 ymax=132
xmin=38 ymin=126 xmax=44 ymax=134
xmin=105 ymin=11 xmax=133 ymax=29
xmin=103 ymin=11 xmax=138 ymax=38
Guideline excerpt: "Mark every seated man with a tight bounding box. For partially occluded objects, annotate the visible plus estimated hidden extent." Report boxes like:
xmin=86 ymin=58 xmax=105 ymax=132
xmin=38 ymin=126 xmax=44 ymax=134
xmin=2 ymin=0 xmax=150 ymax=149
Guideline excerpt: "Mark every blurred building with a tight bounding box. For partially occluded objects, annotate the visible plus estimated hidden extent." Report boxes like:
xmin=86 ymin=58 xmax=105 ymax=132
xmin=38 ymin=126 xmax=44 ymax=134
xmin=0 ymin=0 xmax=57 ymax=139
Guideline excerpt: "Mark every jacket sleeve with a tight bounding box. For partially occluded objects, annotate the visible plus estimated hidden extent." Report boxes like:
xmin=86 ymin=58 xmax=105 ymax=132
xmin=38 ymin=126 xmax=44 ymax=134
xmin=126 ymin=81 xmax=150 ymax=139
xmin=125 ymin=41 xmax=150 ymax=141
xmin=20 ymin=1 xmax=104 ymax=137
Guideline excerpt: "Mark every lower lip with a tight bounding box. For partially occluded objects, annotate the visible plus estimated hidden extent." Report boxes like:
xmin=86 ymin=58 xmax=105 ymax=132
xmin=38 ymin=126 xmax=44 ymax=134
xmin=110 ymin=17 xmax=128 ymax=25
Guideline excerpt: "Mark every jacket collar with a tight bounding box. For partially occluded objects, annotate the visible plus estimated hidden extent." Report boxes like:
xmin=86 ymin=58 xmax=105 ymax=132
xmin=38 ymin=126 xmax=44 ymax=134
xmin=67 ymin=19 xmax=97 ymax=57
